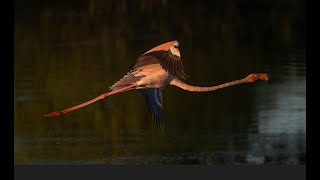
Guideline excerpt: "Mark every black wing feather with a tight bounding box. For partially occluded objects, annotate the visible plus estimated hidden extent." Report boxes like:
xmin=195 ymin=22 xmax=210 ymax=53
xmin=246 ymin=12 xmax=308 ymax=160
xmin=138 ymin=88 xmax=165 ymax=133
xmin=133 ymin=50 xmax=188 ymax=80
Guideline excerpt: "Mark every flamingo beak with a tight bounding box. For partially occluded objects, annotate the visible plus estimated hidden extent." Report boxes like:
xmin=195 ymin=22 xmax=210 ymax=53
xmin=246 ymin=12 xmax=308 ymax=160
xmin=246 ymin=73 xmax=271 ymax=84
xmin=259 ymin=73 xmax=271 ymax=84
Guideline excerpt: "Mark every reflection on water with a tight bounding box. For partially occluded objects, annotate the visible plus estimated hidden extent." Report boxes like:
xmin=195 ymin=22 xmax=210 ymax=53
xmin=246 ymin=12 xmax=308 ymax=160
xmin=244 ymin=48 xmax=306 ymax=165
xmin=14 ymin=0 xmax=305 ymax=165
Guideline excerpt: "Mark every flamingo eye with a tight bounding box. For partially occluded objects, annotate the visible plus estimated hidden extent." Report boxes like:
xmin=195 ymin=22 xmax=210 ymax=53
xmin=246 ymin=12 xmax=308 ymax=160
xmin=173 ymin=41 xmax=179 ymax=48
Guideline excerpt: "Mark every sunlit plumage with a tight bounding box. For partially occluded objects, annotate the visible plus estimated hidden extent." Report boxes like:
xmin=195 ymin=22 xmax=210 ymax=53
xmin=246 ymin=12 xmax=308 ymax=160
xmin=45 ymin=40 xmax=270 ymax=133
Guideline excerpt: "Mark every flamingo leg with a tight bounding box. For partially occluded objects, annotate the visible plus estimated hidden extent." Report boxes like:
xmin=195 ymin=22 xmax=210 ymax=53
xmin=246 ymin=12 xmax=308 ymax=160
xmin=45 ymin=84 xmax=137 ymax=117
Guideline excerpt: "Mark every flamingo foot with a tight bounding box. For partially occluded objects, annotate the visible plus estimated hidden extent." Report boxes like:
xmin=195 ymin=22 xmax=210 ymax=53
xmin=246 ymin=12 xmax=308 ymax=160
xmin=45 ymin=111 xmax=63 ymax=117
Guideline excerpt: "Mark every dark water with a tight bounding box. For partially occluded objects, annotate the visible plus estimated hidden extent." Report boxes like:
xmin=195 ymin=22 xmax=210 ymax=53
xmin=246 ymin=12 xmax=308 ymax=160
xmin=14 ymin=0 xmax=305 ymax=165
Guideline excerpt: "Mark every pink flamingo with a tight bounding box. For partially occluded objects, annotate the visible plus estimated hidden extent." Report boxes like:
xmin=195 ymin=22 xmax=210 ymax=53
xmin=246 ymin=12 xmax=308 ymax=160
xmin=45 ymin=40 xmax=270 ymax=131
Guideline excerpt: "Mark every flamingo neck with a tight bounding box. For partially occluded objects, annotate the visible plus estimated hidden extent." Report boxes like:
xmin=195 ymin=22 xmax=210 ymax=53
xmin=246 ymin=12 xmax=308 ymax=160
xmin=169 ymin=78 xmax=248 ymax=92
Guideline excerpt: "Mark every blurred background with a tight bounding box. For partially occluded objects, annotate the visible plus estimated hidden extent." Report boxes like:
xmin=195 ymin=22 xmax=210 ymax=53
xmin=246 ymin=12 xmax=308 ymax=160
xmin=14 ymin=0 xmax=305 ymax=165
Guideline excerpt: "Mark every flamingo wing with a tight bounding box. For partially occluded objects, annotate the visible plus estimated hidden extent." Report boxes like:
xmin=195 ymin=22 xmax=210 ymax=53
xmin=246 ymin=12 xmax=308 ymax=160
xmin=132 ymin=50 xmax=188 ymax=80
xmin=138 ymin=88 xmax=165 ymax=132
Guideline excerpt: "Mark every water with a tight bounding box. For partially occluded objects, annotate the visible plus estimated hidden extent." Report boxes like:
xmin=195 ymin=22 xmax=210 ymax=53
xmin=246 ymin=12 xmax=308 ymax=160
xmin=14 ymin=0 xmax=306 ymax=165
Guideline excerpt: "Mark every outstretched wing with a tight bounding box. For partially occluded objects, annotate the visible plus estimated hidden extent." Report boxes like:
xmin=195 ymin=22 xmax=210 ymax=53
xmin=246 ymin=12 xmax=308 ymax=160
xmin=138 ymin=88 xmax=165 ymax=132
xmin=132 ymin=50 xmax=188 ymax=80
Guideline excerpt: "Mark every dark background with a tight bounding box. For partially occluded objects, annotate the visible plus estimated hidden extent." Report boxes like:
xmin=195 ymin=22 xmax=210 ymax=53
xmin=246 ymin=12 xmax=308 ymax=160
xmin=14 ymin=0 xmax=305 ymax=164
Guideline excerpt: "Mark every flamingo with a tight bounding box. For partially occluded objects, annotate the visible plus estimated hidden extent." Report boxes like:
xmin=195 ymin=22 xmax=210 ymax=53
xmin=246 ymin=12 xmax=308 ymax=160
xmin=45 ymin=40 xmax=270 ymax=132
